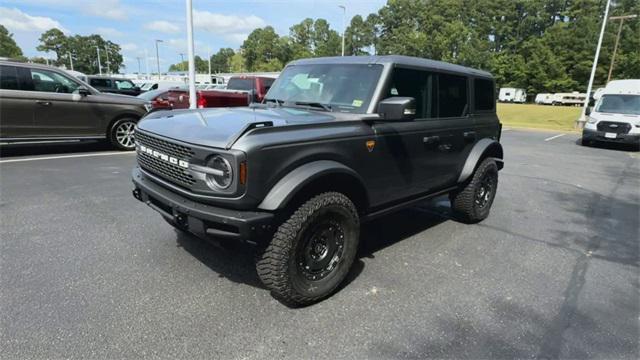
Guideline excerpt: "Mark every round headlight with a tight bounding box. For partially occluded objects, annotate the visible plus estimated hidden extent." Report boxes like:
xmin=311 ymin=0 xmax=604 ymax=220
xmin=205 ymin=156 xmax=233 ymax=190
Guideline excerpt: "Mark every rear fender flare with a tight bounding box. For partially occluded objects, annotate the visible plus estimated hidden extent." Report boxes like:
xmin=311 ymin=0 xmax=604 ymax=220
xmin=457 ymin=139 xmax=504 ymax=183
xmin=258 ymin=160 xmax=363 ymax=211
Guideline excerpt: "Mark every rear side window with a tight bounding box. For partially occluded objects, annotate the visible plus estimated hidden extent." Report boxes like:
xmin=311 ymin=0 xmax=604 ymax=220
xmin=263 ymin=78 xmax=275 ymax=92
xmin=438 ymin=74 xmax=468 ymax=118
xmin=474 ymin=79 xmax=495 ymax=111
xmin=0 ymin=65 xmax=20 ymax=90
xmin=90 ymin=78 xmax=111 ymax=87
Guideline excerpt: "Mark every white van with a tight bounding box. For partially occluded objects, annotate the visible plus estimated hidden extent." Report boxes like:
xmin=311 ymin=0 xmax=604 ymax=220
xmin=499 ymin=88 xmax=527 ymax=103
xmin=535 ymin=93 xmax=553 ymax=105
xmin=582 ymin=79 xmax=640 ymax=149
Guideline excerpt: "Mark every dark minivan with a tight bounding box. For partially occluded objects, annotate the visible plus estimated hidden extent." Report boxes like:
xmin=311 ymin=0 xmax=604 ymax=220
xmin=0 ymin=60 xmax=151 ymax=150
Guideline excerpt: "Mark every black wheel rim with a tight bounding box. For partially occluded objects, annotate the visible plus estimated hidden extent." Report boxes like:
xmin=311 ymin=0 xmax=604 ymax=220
xmin=296 ymin=218 xmax=345 ymax=281
xmin=475 ymin=171 xmax=496 ymax=208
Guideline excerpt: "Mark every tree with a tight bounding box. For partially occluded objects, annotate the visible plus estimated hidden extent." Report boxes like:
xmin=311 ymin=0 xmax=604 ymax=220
xmin=242 ymin=26 xmax=282 ymax=71
xmin=229 ymin=52 xmax=246 ymax=73
xmin=37 ymin=29 xmax=123 ymax=74
xmin=345 ymin=15 xmax=374 ymax=56
xmin=210 ymin=48 xmax=235 ymax=73
xmin=0 ymin=25 xmax=23 ymax=58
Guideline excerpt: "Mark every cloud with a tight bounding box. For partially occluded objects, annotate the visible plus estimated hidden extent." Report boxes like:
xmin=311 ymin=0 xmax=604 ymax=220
xmin=145 ymin=20 xmax=180 ymax=34
xmin=193 ymin=11 xmax=266 ymax=44
xmin=96 ymin=27 xmax=123 ymax=38
xmin=0 ymin=7 xmax=67 ymax=33
xmin=83 ymin=0 xmax=127 ymax=21
xmin=121 ymin=43 xmax=138 ymax=52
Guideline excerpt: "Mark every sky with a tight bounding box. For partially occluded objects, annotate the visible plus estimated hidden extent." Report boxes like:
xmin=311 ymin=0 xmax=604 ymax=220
xmin=1 ymin=0 xmax=386 ymax=73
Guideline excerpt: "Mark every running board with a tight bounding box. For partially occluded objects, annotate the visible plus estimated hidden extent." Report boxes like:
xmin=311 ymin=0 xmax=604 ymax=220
xmin=361 ymin=186 xmax=457 ymax=223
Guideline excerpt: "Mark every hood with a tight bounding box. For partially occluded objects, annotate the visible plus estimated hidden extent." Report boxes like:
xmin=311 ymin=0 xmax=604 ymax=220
xmin=91 ymin=92 xmax=147 ymax=105
xmin=137 ymin=106 xmax=344 ymax=149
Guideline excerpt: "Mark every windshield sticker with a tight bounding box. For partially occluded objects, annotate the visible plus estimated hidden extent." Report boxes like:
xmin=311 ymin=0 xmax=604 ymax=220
xmin=352 ymin=99 xmax=363 ymax=107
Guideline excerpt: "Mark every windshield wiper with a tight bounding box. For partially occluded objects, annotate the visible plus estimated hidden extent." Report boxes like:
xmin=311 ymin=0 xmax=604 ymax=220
xmin=264 ymin=98 xmax=284 ymax=106
xmin=293 ymin=101 xmax=332 ymax=112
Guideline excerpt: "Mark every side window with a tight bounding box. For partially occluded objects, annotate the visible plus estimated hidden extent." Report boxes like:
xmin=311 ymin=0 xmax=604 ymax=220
xmin=438 ymin=74 xmax=468 ymax=117
xmin=474 ymin=78 xmax=495 ymax=111
xmin=0 ymin=65 xmax=20 ymax=90
xmin=30 ymin=69 xmax=80 ymax=94
xmin=387 ymin=68 xmax=436 ymax=119
xmin=115 ymin=80 xmax=134 ymax=89
xmin=90 ymin=78 xmax=111 ymax=88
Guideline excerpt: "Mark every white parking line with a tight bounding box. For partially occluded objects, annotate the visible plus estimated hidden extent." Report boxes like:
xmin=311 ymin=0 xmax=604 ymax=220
xmin=0 ymin=151 xmax=135 ymax=164
xmin=544 ymin=133 xmax=566 ymax=142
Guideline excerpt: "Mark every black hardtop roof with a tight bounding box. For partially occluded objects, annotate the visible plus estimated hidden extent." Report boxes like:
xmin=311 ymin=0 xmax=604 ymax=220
xmin=289 ymin=55 xmax=493 ymax=79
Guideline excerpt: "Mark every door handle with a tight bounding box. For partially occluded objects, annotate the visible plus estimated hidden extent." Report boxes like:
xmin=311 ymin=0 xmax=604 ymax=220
xmin=36 ymin=100 xmax=52 ymax=106
xmin=423 ymin=135 xmax=440 ymax=145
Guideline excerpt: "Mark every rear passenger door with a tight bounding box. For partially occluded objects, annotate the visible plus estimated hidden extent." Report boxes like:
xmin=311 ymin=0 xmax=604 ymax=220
xmin=0 ymin=65 xmax=35 ymax=138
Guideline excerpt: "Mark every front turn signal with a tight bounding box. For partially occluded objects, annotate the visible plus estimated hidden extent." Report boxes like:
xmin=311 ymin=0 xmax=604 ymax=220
xmin=239 ymin=161 xmax=247 ymax=185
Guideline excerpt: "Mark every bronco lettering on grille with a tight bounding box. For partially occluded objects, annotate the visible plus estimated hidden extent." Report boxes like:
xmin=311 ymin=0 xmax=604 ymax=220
xmin=138 ymin=144 xmax=189 ymax=168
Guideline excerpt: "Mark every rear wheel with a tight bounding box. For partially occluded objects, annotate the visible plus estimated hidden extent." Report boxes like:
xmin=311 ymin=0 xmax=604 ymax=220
xmin=450 ymin=158 xmax=499 ymax=223
xmin=256 ymin=192 xmax=359 ymax=306
xmin=109 ymin=118 xmax=137 ymax=150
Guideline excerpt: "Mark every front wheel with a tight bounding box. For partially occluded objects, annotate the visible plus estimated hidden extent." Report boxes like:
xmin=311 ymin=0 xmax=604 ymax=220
xmin=256 ymin=192 xmax=360 ymax=306
xmin=450 ymin=158 xmax=499 ymax=223
xmin=109 ymin=118 xmax=137 ymax=150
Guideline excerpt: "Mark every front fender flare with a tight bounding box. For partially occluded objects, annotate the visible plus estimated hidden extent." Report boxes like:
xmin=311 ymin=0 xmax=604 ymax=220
xmin=258 ymin=160 xmax=363 ymax=211
xmin=457 ymin=138 xmax=504 ymax=183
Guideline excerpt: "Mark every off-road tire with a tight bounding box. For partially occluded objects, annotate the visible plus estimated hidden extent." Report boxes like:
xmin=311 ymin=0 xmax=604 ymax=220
xmin=450 ymin=157 xmax=498 ymax=224
xmin=109 ymin=118 xmax=137 ymax=151
xmin=256 ymin=192 xmax=359 ymax=306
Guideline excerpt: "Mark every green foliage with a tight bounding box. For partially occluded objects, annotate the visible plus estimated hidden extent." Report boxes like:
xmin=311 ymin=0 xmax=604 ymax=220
xmin=0 ymin=25 xmax=23 ymax=58
xmin=36 ymin=28 xmax=123 ymax=74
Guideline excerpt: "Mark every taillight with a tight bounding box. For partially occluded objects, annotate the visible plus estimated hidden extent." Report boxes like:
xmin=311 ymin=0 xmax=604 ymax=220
xmin=197 ymin=94 xmax=207 ymax=108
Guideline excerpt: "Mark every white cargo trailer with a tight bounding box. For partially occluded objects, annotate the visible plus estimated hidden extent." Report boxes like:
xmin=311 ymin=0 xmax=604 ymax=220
xmin=499 ymin=88 xmax=527 ymax=103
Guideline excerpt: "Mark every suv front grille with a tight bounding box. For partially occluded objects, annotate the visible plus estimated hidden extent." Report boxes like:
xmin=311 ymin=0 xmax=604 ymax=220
xmin=135 ymin=131 xmax=195 ymax=159
xmin=135 ymin=131 xmax=196 ymax=188
xmin=597 ymin=121 xmax=631 ymax=134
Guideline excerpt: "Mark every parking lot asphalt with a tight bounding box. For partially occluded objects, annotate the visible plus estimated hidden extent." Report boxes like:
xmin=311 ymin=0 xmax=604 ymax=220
xmin=1 ymin=130 xmax=638 ymax=359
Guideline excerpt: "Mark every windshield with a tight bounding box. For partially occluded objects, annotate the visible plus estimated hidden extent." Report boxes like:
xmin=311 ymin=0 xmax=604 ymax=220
xmin=265 ymin=64 xmax=383 ymax=113
xmin=596 ymin=94 xmax=640 ymax=115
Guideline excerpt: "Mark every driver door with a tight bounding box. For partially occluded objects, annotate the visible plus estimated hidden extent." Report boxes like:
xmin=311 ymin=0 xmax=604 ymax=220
xmin=27 ymin=68 xmax=101 ymax=137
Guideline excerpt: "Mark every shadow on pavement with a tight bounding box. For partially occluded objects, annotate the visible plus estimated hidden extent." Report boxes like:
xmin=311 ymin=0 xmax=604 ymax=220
xmin=0 ymin=140 xmax=115 ymax=158
xmin=173 ymin=197 xmax=451 ymax=295
xmin=575 ymin=137 xmax=640 ymax=152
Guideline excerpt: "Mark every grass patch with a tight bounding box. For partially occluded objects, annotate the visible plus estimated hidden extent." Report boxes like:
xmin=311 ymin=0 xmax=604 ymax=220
xmin=497 ymin=103 xmax=581 ymax=132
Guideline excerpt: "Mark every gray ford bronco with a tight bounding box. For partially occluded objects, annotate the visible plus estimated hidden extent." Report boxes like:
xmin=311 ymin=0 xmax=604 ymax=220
xmin=132 ymin=55 xmax=503 ymax=306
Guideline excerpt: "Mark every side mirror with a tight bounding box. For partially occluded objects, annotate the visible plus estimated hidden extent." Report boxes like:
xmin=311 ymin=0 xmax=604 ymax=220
xmin=585 ymin=106 xmax=591 ymax=116
xmin=378 ymin=97 xmax=416 ymax=120
xmin=134 ymin=86 xmax=141 ymax=92
xmin=78 ymin=87 xmax=90 ymax=97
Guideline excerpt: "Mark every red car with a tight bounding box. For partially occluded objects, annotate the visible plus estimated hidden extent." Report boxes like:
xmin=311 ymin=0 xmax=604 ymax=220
xmin=137 ymin=75 xmax=276 ymax=110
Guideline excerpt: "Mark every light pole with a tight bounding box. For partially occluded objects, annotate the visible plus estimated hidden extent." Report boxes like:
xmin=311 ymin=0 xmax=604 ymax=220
xmin=577 ymin=0 xmax=611 ymax=129
xmin=179 ymin=53 xmax=185 ymax=71
xmin=339 ymin=5 xmax=346 ymax=56
xmin=607 ymin=14 xmax=637 ymax=83
xmin=96 ymin=46 xmax=102 ymax=75
xmin=104 ymin=45 xmax=111 ymax=75
xmin=185 ymin=0 xmax=197 ymax=109
xmin=135 ymin=57 xmax=142 ymax=75
xmin=155 ymin=39 xmax=163 ymax=79
xmin=67 ymin=52 xmax=74 ymax=71
xmin=207 ymin=48 xmax=211 ymax=81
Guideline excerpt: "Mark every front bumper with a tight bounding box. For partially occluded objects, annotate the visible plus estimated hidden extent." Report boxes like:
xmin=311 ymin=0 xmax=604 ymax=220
xmin=132 ymin=167 xmax=274 ymax=243
xmin=582 ymin=128 xmax=640 ymax=145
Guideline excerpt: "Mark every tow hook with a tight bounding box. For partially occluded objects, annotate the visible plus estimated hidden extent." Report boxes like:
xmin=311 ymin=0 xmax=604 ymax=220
xmin=132 ymin=188 xmax=142 ymax=201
